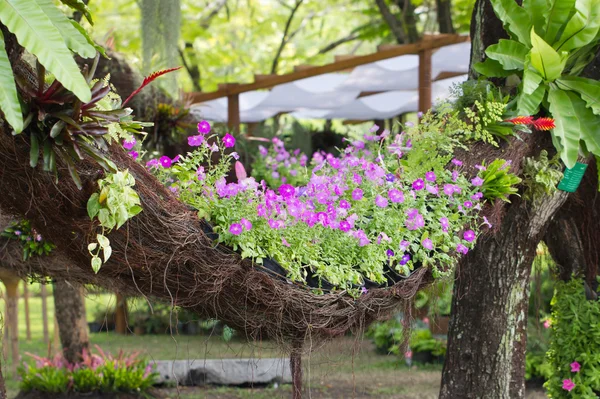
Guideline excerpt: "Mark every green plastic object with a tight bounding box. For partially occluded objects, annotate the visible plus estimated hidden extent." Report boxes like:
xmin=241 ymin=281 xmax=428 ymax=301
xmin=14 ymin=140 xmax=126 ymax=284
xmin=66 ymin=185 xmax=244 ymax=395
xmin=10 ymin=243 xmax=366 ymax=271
xmin=557 ymin=162 xmax=588 ymax=193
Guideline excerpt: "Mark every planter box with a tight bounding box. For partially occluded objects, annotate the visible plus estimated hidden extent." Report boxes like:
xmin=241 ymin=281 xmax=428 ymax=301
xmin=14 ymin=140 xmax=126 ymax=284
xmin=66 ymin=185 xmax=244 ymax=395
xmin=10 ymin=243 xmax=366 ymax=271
xmin=412 ymin=351 xmax=434 ymax=364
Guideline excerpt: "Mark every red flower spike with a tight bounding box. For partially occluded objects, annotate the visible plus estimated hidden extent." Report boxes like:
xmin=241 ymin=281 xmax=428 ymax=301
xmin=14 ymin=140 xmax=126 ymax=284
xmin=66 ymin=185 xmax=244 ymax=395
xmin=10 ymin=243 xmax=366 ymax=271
xmin=122 ymin=66 xmax=182 ymax=106
xmin=533 ymin=117 xmax=555 ymax=131
xmin=506 ymin=116 xmax=534 ymax=125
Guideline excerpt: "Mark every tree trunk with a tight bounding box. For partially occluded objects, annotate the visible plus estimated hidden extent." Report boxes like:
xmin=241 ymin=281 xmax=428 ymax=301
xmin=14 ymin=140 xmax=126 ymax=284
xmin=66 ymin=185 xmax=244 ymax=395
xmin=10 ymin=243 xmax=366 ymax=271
xmin=114 ymin=293 xmax=128 ymax=335
xmin=0 ymin=272 xmax=20 ymax=375
xmin=53 ymin=280 xmax=89 ymax=363
xmin=436 ymin=0 xmax=455 ymax=34
xmin=40 ymin=284 xmax=49 ymax=346
xmin=23 ymin=282 xmax=31 ymax=341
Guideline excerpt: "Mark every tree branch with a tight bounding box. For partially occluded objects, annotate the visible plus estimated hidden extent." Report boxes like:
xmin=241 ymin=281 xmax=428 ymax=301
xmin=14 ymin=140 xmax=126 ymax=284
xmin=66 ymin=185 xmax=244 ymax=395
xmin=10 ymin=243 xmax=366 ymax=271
xmin=317 ymin=32 xmax=361 ymax=54
xmin=200 ymin=0 xmax=227 ymax=30
xmin=375 ymin=0 xmax=407 ymax=44
xmin=271 ymin=0 xmax=304 ymax=74
xmin=436 ymin=0 xmax=455 ymax=34
xmin=179 ymin=46 xmax=201 ymax=91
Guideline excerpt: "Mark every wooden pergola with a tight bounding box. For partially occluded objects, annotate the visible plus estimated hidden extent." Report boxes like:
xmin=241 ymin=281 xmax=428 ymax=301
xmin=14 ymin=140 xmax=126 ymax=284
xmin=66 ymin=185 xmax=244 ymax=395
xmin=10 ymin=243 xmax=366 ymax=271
xmin=187 ymin=34 xmax=470 ymax=132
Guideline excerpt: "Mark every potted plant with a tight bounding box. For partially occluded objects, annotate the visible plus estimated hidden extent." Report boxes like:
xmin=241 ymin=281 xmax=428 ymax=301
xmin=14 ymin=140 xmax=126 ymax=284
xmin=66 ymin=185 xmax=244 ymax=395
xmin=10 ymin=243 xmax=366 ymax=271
xmin=410 ymin=329 xmax=447 ymax=364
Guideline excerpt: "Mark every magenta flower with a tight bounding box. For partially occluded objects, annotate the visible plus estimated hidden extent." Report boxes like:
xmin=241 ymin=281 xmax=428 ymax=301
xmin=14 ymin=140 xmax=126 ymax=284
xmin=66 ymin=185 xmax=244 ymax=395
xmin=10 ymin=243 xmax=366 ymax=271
xmin=451 ymin=159 xmax=463 ymax=166
xmin=452 ymin=170 xmax=459 ymax=182
xmin=229 ymin=223 xmax=243 ymax=236
xmin=210 ymin=143 xmax=219 ymax=152
xmin=279 ymin=184 xmax=295 ymax=198
xmin=425 ymin=171 xmax=436 ymax=182
xmin=472 ymin=192 xmax=484 ymax=200
xmin=571 ymin=361 xmax=581 ymax=372
xmin=352 ymin=188 xmax=364 ymax=201
xmin=375 ymin=195 xmax=389 ymax=208
xmin=188 ymin=135 xmax=204 ymax=146
xmin=240 ymin=218 xmax=252 ymax=231
xmin=123 ymin=138 xmax=136 ymax=150
xmin=197 ymin=120 xmax=211 ymax=134
xmin=543 ymin=320 xmax=551 ymax=329
xmin=128 ymin=151 xmax=139 ymax=160
xmin=426 ymin=185 xmax=439 ymax=195
xmin=463 ymin=201 xmax=473 ymax=208
xmin=282 ymin=237 xmax=291 ymax=247
xmin=412 ymin=179 xmax=425 ymax=190
xmin=339 ymin=220 xmax=351 ymax=232
xmin=388 ymin=188 xmax=404 ymax=203
xmin=456 ymin=243 xmax=468 ymax=254
xmin=471 ymin=176 xmax=484 ymax=186
xmin=14 ymin=230 xmax=21 ymax=236
xmin=474 ymin=164 xmax=486 ymax=171
xmin=405 ymin=210 xmax=425 ymax=230
xmin=562 ymin=379 xmax=575 ymax=392
xmin=235 ymin=161 xmax=247 ymax=181
xmin=463 ymin=230 xmax=476 ymax=242
xmin=399 ymin=240 xmax=410 ymax=251
xmin=36 ymin=234 xmax=42 ymax=242
xmin=422 ymin=238 xmax=434 ymax=250
xmin=196 ymin=166 xmax=206 ymax=181
xmin=440 ymin=217 xmax=449 ymax=232
xmin=159 ymin=156 xmax=172 ymax=168
xmin=482 ymin=216 xmax=492 ymax=229
xmin=339 ymin=199 xmax=351 ymax=209
xmin=369 ymin=124 xmax=379 ymax=133
xmin=223 ymin=133 xmax=236 ymax=148
xmin=146 ymin=159 xmax=159 ymax=168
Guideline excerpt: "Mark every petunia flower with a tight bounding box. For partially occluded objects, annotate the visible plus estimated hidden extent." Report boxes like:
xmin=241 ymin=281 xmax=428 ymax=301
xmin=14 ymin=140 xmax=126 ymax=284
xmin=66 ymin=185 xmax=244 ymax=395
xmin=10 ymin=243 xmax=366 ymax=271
xmin=440 ymin=217 xmax=449 ymax=232
xmin=451 ymin=158 xmax=463 ymax=166
xmin=388 ymin=188 xmax=404 ymax=203
xmin=282 ymin=237 xmax=291 ymax=247
xmin=422 ymin=238 xmax=434 ymax=250
xmin=412 ymin=179 xmax=425 ymax=191
xmin=425 ymin=171 xmax=436 ymax=182
xmin=123 ymin=138 xmax=136 ymax=150
xmin=456 ymin=243 xmax=468 ymax=254
xmin=426 ymin=185 xmax=439 ymax=195
xmin=471 ymin=177 xmax=484 ymax=187
xmin=369 ymin=124 xmax=379 ymax=133
xmin=279 ymin=184 xmax=295 ymax=198
xmin=197 ymin=120 xmax=211 ymax=134
xmin=229 ymin=223 xmax=243 ymax=236
xmin=562 ymin=379 xmax=575 ymax=392
xmin=240 ymin=218 xmax=252 ymax=231
xmin=159 ymin=156 xmax=172 ymax=168
xmin=386 ymin=249 xmax=395 ymax=257
xmin=571 ymin=361 xmax=581 ymax=372
xmin=128 ymin=151 xmax=139 ymax=160
xmin=223 ymin=133 xmax=236 ymax=148
xmin=463 ymin=230 xmax=476 ymax=242
xmin=399 ymin=254 xmax=411 ymax=265
xmin=375 ymin=195 xmax=389 ymax=208
xmin=188 ymin=135 xmax=204 ymax=147
xmin=352 ymin=188 xmax=364 ymax=201
xmin=543 ymin=319 xmax=551 ymax=329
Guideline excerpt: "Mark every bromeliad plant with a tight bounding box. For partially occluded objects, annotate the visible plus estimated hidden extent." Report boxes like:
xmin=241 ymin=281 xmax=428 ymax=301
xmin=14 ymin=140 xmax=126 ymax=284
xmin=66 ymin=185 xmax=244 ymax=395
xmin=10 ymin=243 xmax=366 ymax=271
xmin=1 ymin=220 xmax=55 ymax=260
xmin=475 ymin=0 xmax=600 ymax=168
xmin=153 ymin=115 xmax=520 ymax=293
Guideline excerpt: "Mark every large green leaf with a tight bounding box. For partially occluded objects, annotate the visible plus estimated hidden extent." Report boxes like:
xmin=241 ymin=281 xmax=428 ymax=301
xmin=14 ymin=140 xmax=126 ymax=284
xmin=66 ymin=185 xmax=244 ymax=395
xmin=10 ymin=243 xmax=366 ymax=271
xmin=36 ymin=0 xmax=95 ymax=59
xmin=556 ymin=76 xmax=600 ymax=114
xmin=522 ymin=56 xmax=544 ymax=94
xmin=59 ymin=0 xmax=93 ymax=25
xmin=0 ymin=30 xmax=23 ymax=133
xmin=544 ymin=0 xmax=577 ymax=44
xmin=523 ymin=0 xmax=550 ymax=36
xmin=518 ymin=83 xmax=547 ymax=115
xmin=548 ymin=86 xmax=582 ymax=168
xmin=0 ymin=0 xmax=91 ymax=102
xmin=530 ymin=28 xmax=567 ymax=81
xmin=485 ymin=39 xmax=529 ymax=70
xmin=554 ymin=0 xmax=600 ymax=52
xmin=491 ymin=0 xmax=533 ymax=46
xmin=566 ymin=93 xmax=600 ymax=156
xmin=473 ymin=58 xmax=517 ymax=78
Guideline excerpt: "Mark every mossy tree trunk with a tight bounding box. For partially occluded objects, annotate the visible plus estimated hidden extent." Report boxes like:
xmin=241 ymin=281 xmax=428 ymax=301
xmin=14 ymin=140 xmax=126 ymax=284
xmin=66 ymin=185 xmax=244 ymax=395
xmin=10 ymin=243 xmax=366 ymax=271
xmin=53 ymin=280 xmax=90 ymax=363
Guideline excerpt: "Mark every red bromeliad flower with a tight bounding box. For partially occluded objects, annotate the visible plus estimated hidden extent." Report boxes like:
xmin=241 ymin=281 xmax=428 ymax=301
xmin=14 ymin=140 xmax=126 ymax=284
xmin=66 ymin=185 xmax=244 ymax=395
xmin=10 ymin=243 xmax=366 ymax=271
xmin=533 ymin=117 xmax=556 ymax=131
xmin=506 ymin=116 xmax=534 ymax=125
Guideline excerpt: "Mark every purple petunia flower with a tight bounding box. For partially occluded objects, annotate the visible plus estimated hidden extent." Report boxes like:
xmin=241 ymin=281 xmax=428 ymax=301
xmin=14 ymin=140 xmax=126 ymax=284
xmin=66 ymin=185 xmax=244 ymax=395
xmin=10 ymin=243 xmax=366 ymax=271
xmin=399 ymin=240 xmax=410 ymax=251
xmin=146 ymin=159 xmax=159 ymax=168
xmin=197 ymin=120 xmax=211 ymax=134
xmin=426 ymin=184 xmax=439 ymax=195
xmin=452 ymin=170 xmax=459 ymax=182
xmin=339 ymin=220 xmax=351 ymax=232
xmin=128 ymin=151 xmax=139 ymax=160
xmin=471 ymin=192 xmax=484 ymax=200
xmin=440 ymin=217 xmax=449 ymax=233
xmin=412 ymin=179 xmax=425 ymax=191
xmin=229 ymin=223 xmax=243 ymax=236
xmin=123 ymin=138 xmax=136 ymax=150
xmin=352 ymin=188 xmax=364 ymax=201
xmin=399 ymin=253 xmax=411 ymax=265
xmin=375 ymin=195 xmax=389 ymax=208
xmin=463 ymin=201 xmax=473 ymax=208
xmin=369 ymin=124 xmax=379 ymax=133
xmin=14 ymin=230 xmax=21 ymax=236
xmin=405 ymin=209 xmax=425 ymax=230
xmin=223 ymin=133 xmax=236 ymax=148
xmin=196 ymin=166 xmax=206 ymax=181
xmin=451 ymin=159 xmax=463 ymax=166
xmin=425 ymin=171 xmax=436 ymax=182
xmin=240 ymin=218 xmax=252 ymax=231
xmin=188 ymin=135 xmax=204 ymax=147
xmin=482 ymin=216 xmax=492 ymax=228
xmin=456 ymin=243 xmax=468 ymax=254
xmin=259 ymin=145 xmax=268 ymax=156
xmin=405 ymin=121 xmax=414 ymax=127
xmin=388 ymin=188 xmax=404 ymax=203
xmin=279 ymin=184 xmax=295 ymax=198
xmin=463 ymin=230 xmax=476 ymax=242
xmin=159 ymin=156 xmax=172 ymax=168
xmin=386 ymin=249 xmax=395 ymax=257
xmin=385 ymin=173 xmax=396 ymax=182
xmin=474 ymin=164 xmax=486 ymax=171
xmin=562 ymin=379 xmax=575 ymax=392
xmin=282 ymin=237 xmax=291 ymax=247
xmin=417 ymin=111 xmax=424 ymax=118
xmin=422 ymin=238 xmax=434 ymax=250
xmin=339 ymin=199 xmax=351 ymax=209
xmin=471 ymin=176 xmax=484 ymax=187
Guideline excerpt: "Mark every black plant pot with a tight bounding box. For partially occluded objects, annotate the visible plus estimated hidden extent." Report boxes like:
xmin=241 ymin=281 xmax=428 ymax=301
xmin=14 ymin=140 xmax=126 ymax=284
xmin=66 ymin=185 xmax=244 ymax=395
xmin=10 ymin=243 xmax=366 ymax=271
xmin=304 ymin=267 xmax=335 ymax=290
xmin=260 ymin=257 xmax=288 ymax=280
xmin=88 ymin=321 xmax=102 ymax=333
xmin=363 ymin=276 xmax=386 ymax=289
xmin=199 ymin=221 xmax=219 ymax=241
xmin=412 ymin=351 xmax=434 ymax=364
xmin=384 ymin=263 xmax=406 ymax=285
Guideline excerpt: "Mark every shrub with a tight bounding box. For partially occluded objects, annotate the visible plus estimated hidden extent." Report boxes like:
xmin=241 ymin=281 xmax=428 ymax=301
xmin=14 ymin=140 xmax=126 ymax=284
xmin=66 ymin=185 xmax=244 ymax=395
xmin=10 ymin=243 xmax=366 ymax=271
xmin=19 ymin=347 xmax=157 ymax=395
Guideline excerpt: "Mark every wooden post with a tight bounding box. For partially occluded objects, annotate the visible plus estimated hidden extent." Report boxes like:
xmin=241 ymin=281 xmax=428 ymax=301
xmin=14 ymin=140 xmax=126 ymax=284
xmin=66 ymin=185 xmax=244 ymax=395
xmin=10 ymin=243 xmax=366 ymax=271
xmin=227 ymin=93 xmax=240 ymax=134
xmin=23 ymin=282 xmax=31 ymax=341
xmin=290 ymin=341 xmax=303 ymax=399
xmin=115 ymin=293 xmax=128 ymax=335
xmin=41 ymin=284 xmax=49 ymax=346
xmin=1 ymin=276 xmax=20 ymax=375
xmin=418 ymin=49 xmax=433 ymax=113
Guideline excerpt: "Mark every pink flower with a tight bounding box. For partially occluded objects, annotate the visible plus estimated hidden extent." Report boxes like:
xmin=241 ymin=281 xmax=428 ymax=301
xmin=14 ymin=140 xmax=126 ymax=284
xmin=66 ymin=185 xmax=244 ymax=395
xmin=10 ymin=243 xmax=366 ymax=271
xmin=422 ymin=238 xmax=434 ymax=250
xmin=196 ymin=166 xmax=205 ymax=181
xmin=463 ymin=230 xmax=476 ymax=242
xmin=123 ymin=138 xmax=136 ymax=150
xmin=562 ymin=379 xmax=575 ymax=391
xmin=471 ymin=177 xmax=484 ymax=187
xmin=339 ymin=220 xmax=351 ymax=232
xmin=240 ymin=218 xmax=252 ymax=231
xmin=279 ymin=184 xmax=295 ymax=198
xmin=282 ymin=237 xmax=291 ymax=247
xmin=197 ymin=120 xmax=211 ymax=134
xmin=223 ymin=133 xmax=236 ymax=148
xmin=426 ymin=184 xmax=439 ymax=195
xmin=229 ymin=223 xmax=243 ymax=236
xmin=451 ymin=159 xmax=463 ymax=166
xmin=369 ymin=124 xmax=379 ymax=133
xmin=128 ymin=151 xmax=139 ymax=160
xmin=425 ymin=171 xmax=436 ymax=182
xmin=422 ymin=317 xmax=429 ymax=325
xmin=159 ymin=156 xmax=172 ymax=168
xmin=235 ymin=161 xmax=247 ymax=181
xmin=412 ymin=179 xmax=424 ymax=191
xmin=352 ymin=188 xmax=364 ymax=201
xmin=404 ymin=351 xmax=412 ymax=359
xmin=388 ymin=189 xmax=404 ymax=203
xmin=375 ymin=195 xmax=388 ymax=208
xmin=456 ymin=243 xmax=468 ymax=254
xmin=361 ymin=286 xmax=368 ymax=295
xmin=571 ymin=361 xmax=581 ymax=372
xmin=440 ymin=217 xmax=449 ymax=232
xmin=543 ymin=319 xmax=551 ymax=329
xmin=188 ymin=135 xmax=204 ymax=146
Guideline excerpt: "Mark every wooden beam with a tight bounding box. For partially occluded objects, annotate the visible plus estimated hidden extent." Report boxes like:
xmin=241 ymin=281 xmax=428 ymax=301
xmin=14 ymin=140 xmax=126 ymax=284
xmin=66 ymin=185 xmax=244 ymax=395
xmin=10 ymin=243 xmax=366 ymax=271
xmin=188 ymin=35 xmax=469 ymax=103
xmin=418 ymin=49 xmax=433 ymax=113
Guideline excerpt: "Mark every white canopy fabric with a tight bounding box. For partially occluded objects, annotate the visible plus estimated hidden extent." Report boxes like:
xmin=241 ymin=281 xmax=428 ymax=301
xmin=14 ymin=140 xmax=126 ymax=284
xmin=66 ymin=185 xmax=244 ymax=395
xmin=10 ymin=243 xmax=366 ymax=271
xmin=190 ymin=41 xmax=471 ymax=122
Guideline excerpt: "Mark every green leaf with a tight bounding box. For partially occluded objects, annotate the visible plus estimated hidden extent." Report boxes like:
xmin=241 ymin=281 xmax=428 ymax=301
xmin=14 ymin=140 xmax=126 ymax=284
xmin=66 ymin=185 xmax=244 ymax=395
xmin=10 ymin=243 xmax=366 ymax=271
xmin=522 ymin=61 xmax=544 ymax=94
xmin=548 ymin=86 xmax=582 ymax=168
xmin=70 ymin=20 xmax=107 ymax=59
xmin=87 ymin=193 xmax=100 ymax=218
xmin=564 ymin=92 xmax=600 ymax=156
xmin=544 ymin=0 xmax=577 ymax=44
xmin=36 ymin=0 xmax=95 ymax=59
xmin=103 ymin=245 xmax=112 ymax=263
xmin=523 ymin=0 xmax=550 ymax=35
xmin=530 ymin=28 xmax=567 ymax=81
xmin=473 ymin=58 xmax=517 ymax=78
xmin=29 ymin=133 xmax=40 ymax=167
xmin=518 ymin=83 xmax=547 ymax=115
xmin=485 ymin=39 xmax=529 ymax=70
xmin=87 ymin=242 xmax=97 ymax=252
xmin=0 ymin=30 xmax=23 ymax=133
xmin=491 ymin=0 xmax=533 ymax=46
xmin=554 ymin=0 xmax=600 ymax=52
xmin=556 ymin=76 xmax=600 ymax=115
xmin=0 ymin=0 xmax=91 ymax=102
xmin=96 ymin=234 xmax=110 ymax=248
xmin=91 ymin=256 xmax=102 ymax=273
xmin=59 ymin=0 xmax=93 ymax=25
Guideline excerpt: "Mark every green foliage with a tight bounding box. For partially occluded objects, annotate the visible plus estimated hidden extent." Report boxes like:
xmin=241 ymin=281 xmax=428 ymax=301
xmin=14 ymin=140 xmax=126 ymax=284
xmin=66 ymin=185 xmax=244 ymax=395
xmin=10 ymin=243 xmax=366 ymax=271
xmin=19 ymin=366 xmax=69 ymax=394
xmin=87 ymin=170 xmax=142 ymax=273
xmin=479 ymin=159 xmax=522 ymax=202
xmin=477 ymin=0 xmax=600 ymax=168
xmin=526 ymin=352 xmax=553 ymax=381
xmin=545 ymin=278 xmax=600 ymax=398
xmin=410 ymin=329 xmax=446 ymax=357
xmin=366 ymin=318 xmax=403 ymax=355
xmin=1 ymin=220 xmax=55 ymax=260
xmin=0 ymin=0 xmax=95 ymax=134
xmin=523 ymin=150 xmax=564 ymax=202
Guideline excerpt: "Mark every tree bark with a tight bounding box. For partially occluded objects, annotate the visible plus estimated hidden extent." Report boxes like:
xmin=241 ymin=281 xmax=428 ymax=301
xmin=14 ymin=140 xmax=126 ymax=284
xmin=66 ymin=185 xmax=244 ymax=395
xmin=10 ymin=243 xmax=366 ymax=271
xmin=114 ymin=293 xmax=128 ymax=334
xmin=436 ymin=0 xmax=455 ymax=34
xmin=375 ymin=0 xmax=408 ymax=44
xmin=53 ymin=280 xmax=90 ymax=363
xmin=0 ymin=272 xmax=20 ymax=375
